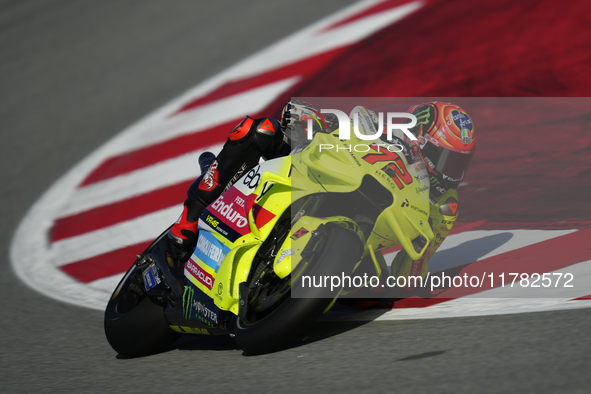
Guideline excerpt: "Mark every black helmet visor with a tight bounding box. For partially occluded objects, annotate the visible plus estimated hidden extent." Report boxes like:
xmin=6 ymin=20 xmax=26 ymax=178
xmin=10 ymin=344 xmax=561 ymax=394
xmin=422 ymin=141 xmax=474 ymax=186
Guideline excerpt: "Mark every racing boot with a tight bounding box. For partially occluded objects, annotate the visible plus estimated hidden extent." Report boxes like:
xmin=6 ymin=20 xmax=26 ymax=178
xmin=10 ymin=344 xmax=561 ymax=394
xmin=168 ymin=151 xmax=216 ymax=263
xmin=167 ymin=195 xmax=207 ymax=264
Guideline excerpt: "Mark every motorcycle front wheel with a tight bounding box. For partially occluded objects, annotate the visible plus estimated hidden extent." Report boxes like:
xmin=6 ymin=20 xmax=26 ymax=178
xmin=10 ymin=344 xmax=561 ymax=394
xmin=234 ymin=224 xmax=363 ymax=355
xmin=103 ymin=229 xmax=180 ymax=358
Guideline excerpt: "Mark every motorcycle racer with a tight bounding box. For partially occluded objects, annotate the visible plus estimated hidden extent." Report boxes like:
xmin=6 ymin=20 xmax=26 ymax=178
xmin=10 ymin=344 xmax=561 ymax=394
xmin=167 ymin=100 xmax=330 ymax=260
xmin=168 ymin=116 xmax=288 ymax=258
xmin=168 ymin=100 xmax=476 ymax=286
xmin=383 ymin=102 xmax=476 ymax=282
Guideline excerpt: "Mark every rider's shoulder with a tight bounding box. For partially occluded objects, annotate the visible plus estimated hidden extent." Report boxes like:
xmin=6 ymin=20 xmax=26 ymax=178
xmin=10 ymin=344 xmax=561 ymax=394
xmin=229 ymin=116 xmax=281 ymax=141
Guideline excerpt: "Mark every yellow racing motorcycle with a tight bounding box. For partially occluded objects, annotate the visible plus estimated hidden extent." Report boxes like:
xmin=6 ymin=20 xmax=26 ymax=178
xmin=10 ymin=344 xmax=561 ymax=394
xmin=104 ymin=106 xmax=433 ymax=356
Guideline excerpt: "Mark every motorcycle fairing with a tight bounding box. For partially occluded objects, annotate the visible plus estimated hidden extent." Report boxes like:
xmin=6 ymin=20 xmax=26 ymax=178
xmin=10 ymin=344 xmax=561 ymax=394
xmin=183 ymin=157 xmax=292 ymax=315
xmin=178 ymin=127 xmax=434 ymax=328
xmin=273 ymin=215 xmax=364 ymax=280
xmin=291 ymin=131 xmax=433 ymax=261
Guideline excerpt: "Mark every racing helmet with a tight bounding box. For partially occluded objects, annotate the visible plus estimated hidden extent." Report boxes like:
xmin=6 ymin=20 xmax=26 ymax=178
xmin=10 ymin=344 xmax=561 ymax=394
xmin=407 ymin=102 xmax=476 ymax=194
xmin=281 ymin=100 xmax=328 ymax=146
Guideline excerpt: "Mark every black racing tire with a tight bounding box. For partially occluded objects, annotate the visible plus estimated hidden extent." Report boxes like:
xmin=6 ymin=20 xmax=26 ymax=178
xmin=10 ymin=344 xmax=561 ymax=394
xmin=234 ymin=225 xmax=363 ymax=355
xmin=104 ymin=230 xmax=180 ymax=358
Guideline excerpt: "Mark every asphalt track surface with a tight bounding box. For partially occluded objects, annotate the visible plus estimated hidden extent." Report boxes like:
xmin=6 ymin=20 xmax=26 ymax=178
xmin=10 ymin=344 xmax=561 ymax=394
xmin=2 ymin=1 xmax=591 ymax=393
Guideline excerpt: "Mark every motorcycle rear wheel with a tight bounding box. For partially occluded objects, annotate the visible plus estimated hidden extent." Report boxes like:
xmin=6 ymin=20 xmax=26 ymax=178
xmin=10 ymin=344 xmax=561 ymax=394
xmin=104 ymin=230 xmax=180 ymax=358
xmin=234 ymin=225 xmax=363 ymax=355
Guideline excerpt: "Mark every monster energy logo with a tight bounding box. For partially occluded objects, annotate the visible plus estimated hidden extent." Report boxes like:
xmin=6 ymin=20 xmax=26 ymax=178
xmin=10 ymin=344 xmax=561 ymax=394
xmin=183 ymin=285 xmax=194 ymax=320
xmin=413 ymin=107 xmax=431 ymax=127
xmin=182 ymin=285 xmax=219 ymax=325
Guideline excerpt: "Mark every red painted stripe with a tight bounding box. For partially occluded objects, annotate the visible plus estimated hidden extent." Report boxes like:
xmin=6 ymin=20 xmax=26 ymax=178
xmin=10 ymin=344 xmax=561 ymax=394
xmin=322 ymin=0 xmax=425 ymax=31
xmin=462 ymin=221 xmax=591 ymax=231
xmin=390 ymin=228 xmax=591 ymax=308
xmin=61 ymin=226 xmax=590 ymax=291
xmin=382 ymin=245 xmax=402 ymax=254
xmin=293 ymin=0 xmax=591 ymax=229
xmin=80 ymin=120 xmax=239 ymax=186
xmin=60 ymin=226 xmax=590 ymax=292
xmin=446 ymin=219 xmax=591 ymax=235
xmin=51 ymin=181 xmax=189 ymax=242
xmin=298 ymin=0 xmax=591 ymax=98
xmin=60 ymin=241 xmax=151 ymax=283
xmin=570 ymin=294 xmax=591 ymax=301
xmin=172 ymin=48 xmax=343 ymax=115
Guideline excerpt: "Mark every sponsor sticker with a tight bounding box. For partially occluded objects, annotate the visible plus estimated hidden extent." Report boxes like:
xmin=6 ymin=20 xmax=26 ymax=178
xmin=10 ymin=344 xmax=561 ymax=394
xmin=446 ymin=110 xmax=473 ymax=130
xmin=199 ymin=161 xmax=219 ymax=191
xmin=194 ymin=230 xmax=230 ymax=273
xmin=193 ymin=300 xmax=218 ymax=324
xmin=401 ymin=198 xmax=428 ymax=216
xmin=142 ymin=263 xmax=161 ymax=291
xmin=293 ymin=209 xmax=305 ymax=222
xmin=275 ymin=248 xmax=295 ymax=266
xmin=201 ymin=188 xmax=250 ymax=242
xmin=291 ymin=227 xmax=309 ymax=240
xmin=201 ymin=186 xmax=275 ymax=242
xmin=185 ymin=260 xmax=214 ymax=290
xmin=243 ymin=165 xmax=261 ymax=189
